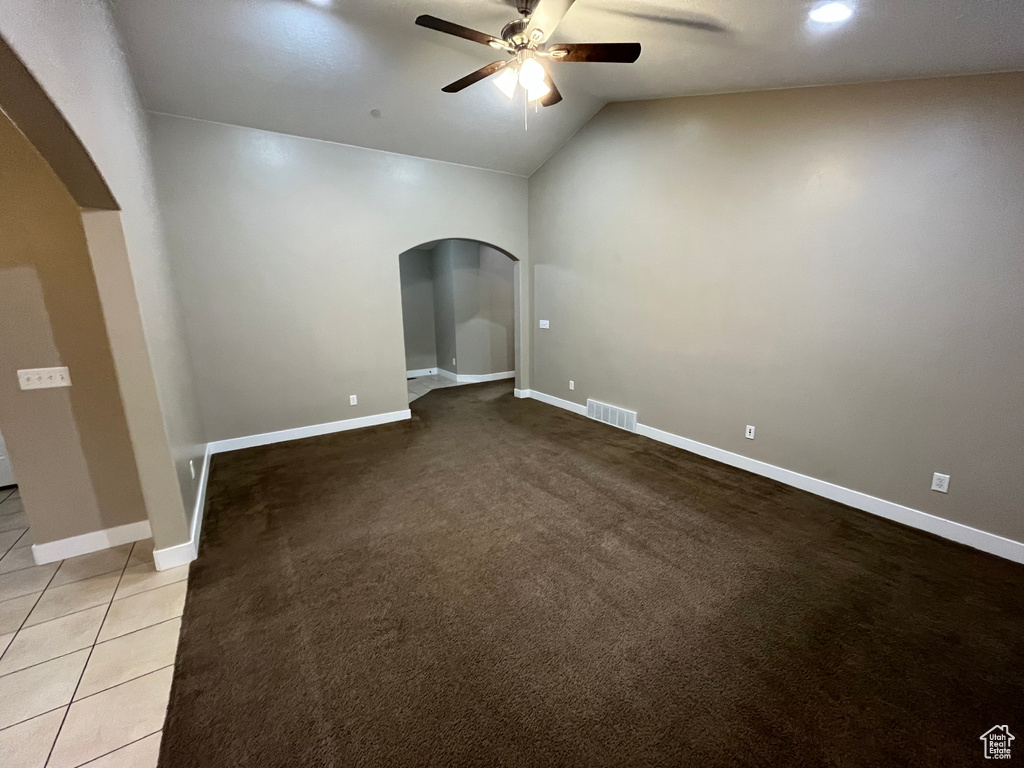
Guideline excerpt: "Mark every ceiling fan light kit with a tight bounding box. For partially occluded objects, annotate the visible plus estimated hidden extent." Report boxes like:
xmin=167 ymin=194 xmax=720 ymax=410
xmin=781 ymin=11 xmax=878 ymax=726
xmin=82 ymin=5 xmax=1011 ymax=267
xmin=415 ymin=0 xmax=640 ymax=113
xmin=494 ymin=64 xmax=520 ymax=99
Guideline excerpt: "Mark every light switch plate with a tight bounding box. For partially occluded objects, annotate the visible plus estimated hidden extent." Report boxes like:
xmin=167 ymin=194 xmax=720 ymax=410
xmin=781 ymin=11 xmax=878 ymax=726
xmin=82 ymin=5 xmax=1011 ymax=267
xmin=18 ymin=367 xmax=71 ymax=390
xmin=539 ymin=320 xmax=550 ymax=329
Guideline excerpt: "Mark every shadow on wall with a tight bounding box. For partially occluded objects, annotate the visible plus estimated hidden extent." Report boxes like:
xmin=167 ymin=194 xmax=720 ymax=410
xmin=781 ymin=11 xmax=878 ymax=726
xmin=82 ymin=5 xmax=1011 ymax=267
xmin=0 ymin=111 xmax=148 ymax=544
xmin=399 ymin=240 xmax=517 ymax=380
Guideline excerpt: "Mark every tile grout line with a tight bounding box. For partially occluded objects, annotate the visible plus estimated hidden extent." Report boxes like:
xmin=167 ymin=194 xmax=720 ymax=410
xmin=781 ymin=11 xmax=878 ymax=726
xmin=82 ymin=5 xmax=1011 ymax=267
xmin=0 ymin=595 xmax=183 ymax=679
xmin=0 ymin=663 xmax=176 ymax=734
xmin=0 ymin=556 xmax=119 ymax=581
xmin=0 ymin=647 xmax=92 ymax=680
xmin=0 ymin=559 xmax=63 ymax=666
xmin=10 ymin=526 xmax=31 ymax=551
xmin=0 ymin=529 xmax=26 ymax=562
xmin=0 ymin=557 xmax=183 ymax=615
xmin=0 ymin=704 xmax=67 ymax=735
xmin=0 ymin=563 xmax=187 ymax=676
xmin=91 ymin=615 xmax=182 ymax=648
xmin=0 ymin=541 xmax=185 ymax=746
xmin=110 ymin=573 xmax=189 ymax=604
xmin=73 ymin=728 xmax=162 ymax=767
xmin=73 ymin=664 xmax=174 ymax=706
xmin=43 ymin=541 xmax=139 ymax=768
xmin=0 ymin=614 xmax=185 ymax=684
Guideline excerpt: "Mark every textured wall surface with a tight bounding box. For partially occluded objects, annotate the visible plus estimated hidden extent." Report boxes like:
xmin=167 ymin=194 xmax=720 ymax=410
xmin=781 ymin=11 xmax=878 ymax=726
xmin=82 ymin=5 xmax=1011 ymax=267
xmin=149 ymin=114 xmax=528 ymax=440
xmin=530 ymin=73 xmax=1024 ymax=542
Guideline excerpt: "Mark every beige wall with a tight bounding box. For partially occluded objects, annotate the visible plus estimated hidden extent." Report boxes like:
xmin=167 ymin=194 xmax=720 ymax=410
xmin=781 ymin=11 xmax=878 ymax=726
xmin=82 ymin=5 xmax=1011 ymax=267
xmin=428 ymin=240 xmax=516 ymax=377
xmin=148 ymin=113 xmax=529 ymax=442
xmin=399 ymin=249 xmax=438 ymax=372
xmin=432 ymin=243 xmax=459 ymax=375
xmin=0 ymin=1 xmax=203 ymax=547
xmin=529 ymin=72 xmax=1024 ymax=543
xmin=0 ymin=112 xmax=148 ymax=543
xmin=453 ymin=245 xmax=515 ymax=376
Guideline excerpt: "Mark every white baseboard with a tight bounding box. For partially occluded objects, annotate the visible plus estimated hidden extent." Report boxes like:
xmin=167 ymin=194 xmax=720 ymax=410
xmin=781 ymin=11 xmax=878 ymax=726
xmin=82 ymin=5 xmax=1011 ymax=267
xmin=523 ymin=390 xmax=1024 ymax=565
xmin=455 ymin=370 xmax=516 ymax=384
xmin=438 ymin=369 xmax=515 ymax=385
xmin=32 ymin=519 xmax=153 ymax=566
xmin=514 ymin=388 xmax=530 ymax=399
xmin=207 ymin=409 xmax=412 ymax=454
xmin=406 ymin=368 xmax=438 ymax=378
xmin=528 ymin=389 xmax=587 ymax=416
xmin=150 ymin=409 xmax=412 ymax=572
xmin=153 ymin=443 xmax=211 ymax=572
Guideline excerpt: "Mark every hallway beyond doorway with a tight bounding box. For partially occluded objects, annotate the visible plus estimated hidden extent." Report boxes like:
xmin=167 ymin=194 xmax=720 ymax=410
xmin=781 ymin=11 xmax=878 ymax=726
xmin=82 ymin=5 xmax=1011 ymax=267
xmin=407 ymin=373 xmax=466 ymax=403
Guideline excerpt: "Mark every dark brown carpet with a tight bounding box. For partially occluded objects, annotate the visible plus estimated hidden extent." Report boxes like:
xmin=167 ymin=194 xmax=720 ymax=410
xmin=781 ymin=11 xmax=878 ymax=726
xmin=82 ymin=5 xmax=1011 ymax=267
xmin=161 ymin=381 xmax=1024 ymax=767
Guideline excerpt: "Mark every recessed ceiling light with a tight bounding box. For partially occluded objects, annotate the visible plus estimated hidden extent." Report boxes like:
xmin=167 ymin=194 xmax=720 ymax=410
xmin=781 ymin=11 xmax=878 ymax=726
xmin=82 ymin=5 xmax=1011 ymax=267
xmin=809 ymin=1 xmax=853 ymax=23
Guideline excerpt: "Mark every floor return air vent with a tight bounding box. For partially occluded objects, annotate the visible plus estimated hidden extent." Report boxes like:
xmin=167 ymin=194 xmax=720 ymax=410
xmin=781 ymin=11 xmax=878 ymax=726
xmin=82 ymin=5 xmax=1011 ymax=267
xmin=587 ymin=399 xmax=637 ymax=433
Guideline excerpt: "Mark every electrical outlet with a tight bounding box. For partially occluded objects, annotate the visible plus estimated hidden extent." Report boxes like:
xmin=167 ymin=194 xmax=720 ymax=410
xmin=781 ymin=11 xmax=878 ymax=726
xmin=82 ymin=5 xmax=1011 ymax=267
xmin=189 ymin=460 xmax=195 ymax=480
xmin=452 ymin=358 xmax=456 ymax=365
xmin=569 ymin=380 xmax=574 ymax=391
xmin=17 ymin=367 xmax=72 ymax=390
xmin=931 ymin=473 xmax=950 ymax=493
xmin=349 ymin=395 xmax=358 ymax=406
xmin=539 ymin=320 xmax=550 ymax=329
xmin=745 ymin=425 xmax=755 ymax=439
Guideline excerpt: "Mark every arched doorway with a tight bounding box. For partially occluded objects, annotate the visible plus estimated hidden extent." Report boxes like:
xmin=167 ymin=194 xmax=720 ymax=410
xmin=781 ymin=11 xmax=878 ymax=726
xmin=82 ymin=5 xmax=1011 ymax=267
xmin=398 ymin=239 xmax=521 ymax=405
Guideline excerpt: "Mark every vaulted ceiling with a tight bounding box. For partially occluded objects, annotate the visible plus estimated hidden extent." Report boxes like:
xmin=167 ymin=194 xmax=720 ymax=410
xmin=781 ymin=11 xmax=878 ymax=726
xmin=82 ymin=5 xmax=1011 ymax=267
xmin=112 ymin=0 xmax=1024 ymax=176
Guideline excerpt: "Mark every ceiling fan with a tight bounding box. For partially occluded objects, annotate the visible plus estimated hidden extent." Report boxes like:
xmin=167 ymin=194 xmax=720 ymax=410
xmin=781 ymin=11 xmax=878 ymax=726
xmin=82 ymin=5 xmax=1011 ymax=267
xmin=415 ymin=0 xmax=641 ymax=107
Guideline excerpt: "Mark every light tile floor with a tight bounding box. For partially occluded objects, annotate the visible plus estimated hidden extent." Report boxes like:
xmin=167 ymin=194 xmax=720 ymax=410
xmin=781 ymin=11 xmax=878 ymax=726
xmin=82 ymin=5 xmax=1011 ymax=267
xmin=0 ymin=486 xmax=188 ymax=768
xmin=407 ymin=373 xmax=467 ymax=403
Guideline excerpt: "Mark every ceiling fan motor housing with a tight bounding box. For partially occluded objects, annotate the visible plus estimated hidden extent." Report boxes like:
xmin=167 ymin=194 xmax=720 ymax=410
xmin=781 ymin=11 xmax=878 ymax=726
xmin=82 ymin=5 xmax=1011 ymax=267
xmin=501 ymin=18 xmax=530 ymax=44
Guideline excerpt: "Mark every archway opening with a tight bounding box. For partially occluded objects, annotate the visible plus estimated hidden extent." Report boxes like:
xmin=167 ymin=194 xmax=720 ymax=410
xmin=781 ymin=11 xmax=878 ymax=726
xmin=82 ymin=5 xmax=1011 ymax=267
xmin=398 ymin=239 xmax=520 ymax=405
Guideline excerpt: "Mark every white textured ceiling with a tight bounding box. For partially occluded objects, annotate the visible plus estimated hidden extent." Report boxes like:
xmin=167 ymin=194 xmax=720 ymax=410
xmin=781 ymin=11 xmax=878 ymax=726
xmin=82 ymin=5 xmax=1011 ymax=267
xmin=111 ymin=0 xmax=1024 ymax=176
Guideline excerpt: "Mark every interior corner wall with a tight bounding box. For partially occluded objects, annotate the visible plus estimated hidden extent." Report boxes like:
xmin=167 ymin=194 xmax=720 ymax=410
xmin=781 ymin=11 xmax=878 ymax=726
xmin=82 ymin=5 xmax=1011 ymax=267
xmin=0 ymin=1 xmax=204 ymax=547
xmin=147 ymin=113 xmax=528 ymax=443
xmin=528 ymin=71 xmax=1024 ymax=545
xmin=430 ymin=240 xmax=516 ymax=377
xmin=0 ymin=112 xmax=148 ymax=544
xmin=432 ymin=243 xmax=459 ymax=375
xmin=399 ymin=248 xmax=438 ymax=372
xmin=467 ymin=244 xmax=515 ymax=376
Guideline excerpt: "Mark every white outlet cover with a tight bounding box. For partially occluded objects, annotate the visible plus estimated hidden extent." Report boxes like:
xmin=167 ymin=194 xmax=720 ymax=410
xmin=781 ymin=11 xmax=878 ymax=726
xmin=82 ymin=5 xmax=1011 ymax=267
xmin=539 ymin=320 xmax=550 ymax=329
xmin=931 ymin=473 xmax=950 ymax=493
xmin=189 ymin=460 xmax=195 ymax=479
xmin=17 ymin=367 xmax=72 ymax=390
xmin=745 ymin=425 xmax=755 ymax=439
xmin=350 ymin=395 xmax=358 ymax=406
xmin=569 ymin=380 xmax=574 ymax=390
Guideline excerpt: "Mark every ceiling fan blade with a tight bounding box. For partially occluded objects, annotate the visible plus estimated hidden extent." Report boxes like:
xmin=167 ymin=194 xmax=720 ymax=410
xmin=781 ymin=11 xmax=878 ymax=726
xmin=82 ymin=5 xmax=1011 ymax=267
xmin=441 ymin=60 xmax=510 ymax=93
xmin=416 ymin=15 xmax=505 ymax=48
xmin=525 ymin=0 xmax=576 ymax=44
xmin=540 ymin=72 xmax=562 ymax=107
xmin=546 ymin=42 xmax=641 ymax=63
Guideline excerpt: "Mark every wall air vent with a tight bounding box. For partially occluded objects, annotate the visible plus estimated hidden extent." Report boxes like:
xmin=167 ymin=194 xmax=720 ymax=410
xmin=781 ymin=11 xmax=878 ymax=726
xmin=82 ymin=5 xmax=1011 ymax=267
xmin=586 ymin=399 xmax=637 ymax=433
